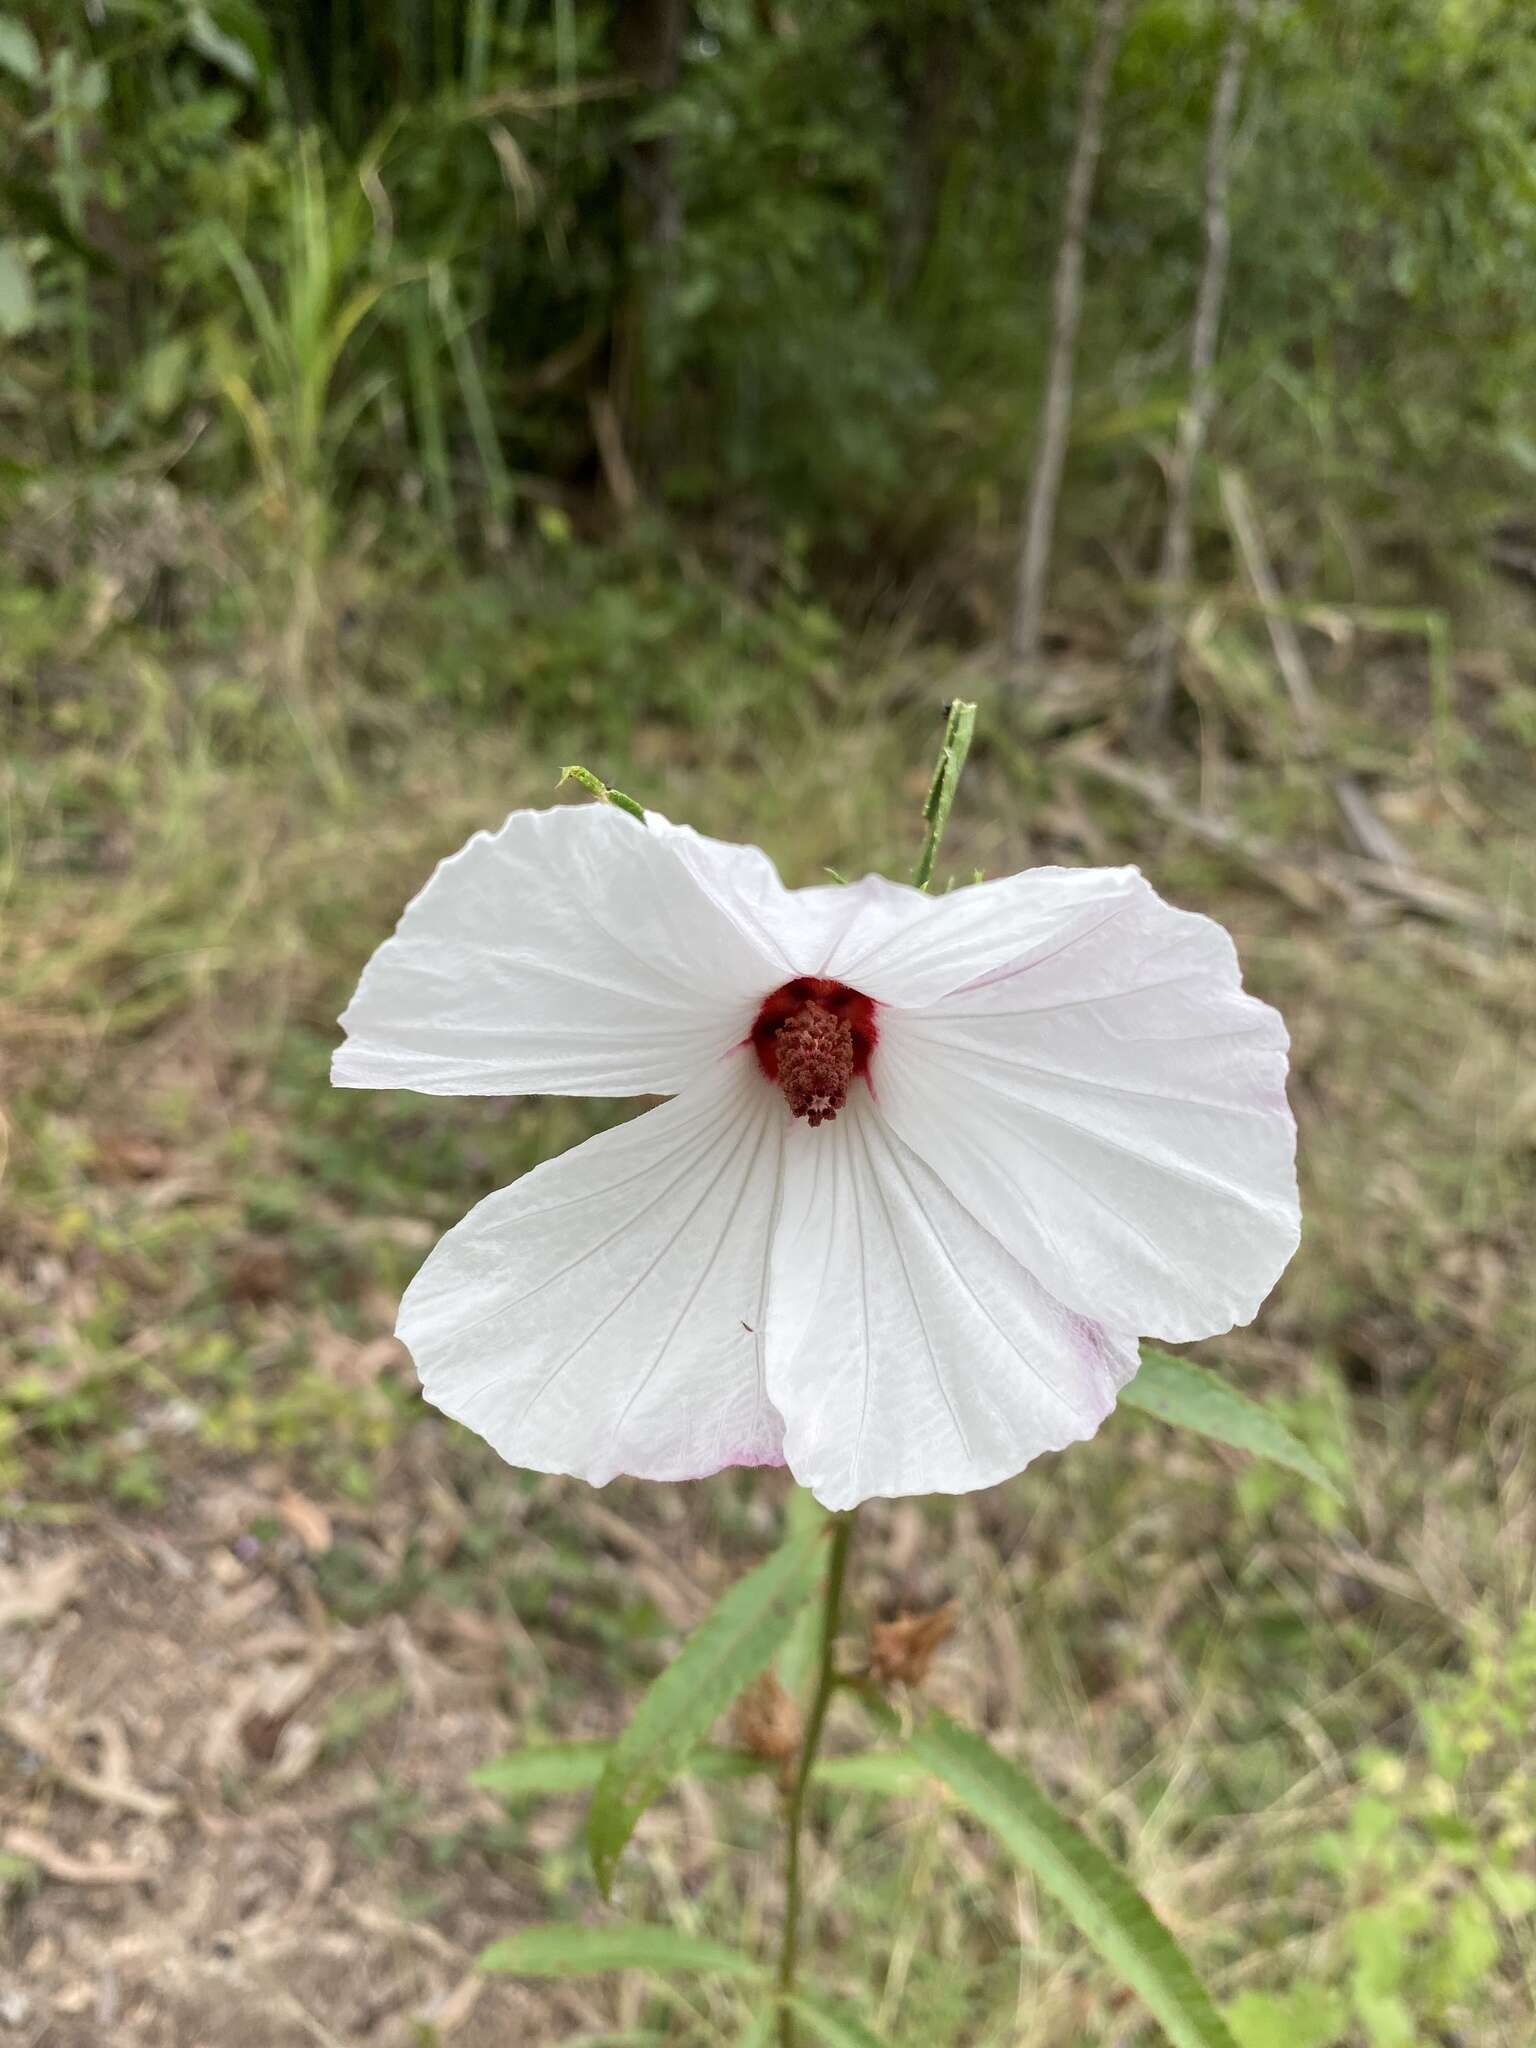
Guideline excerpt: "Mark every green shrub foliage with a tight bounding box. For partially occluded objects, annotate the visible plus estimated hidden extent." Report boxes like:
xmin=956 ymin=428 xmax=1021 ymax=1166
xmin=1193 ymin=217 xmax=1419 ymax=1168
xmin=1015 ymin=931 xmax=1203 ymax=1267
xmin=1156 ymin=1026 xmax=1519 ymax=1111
xmin=3 ymin=0 xmax=1533 ymax=581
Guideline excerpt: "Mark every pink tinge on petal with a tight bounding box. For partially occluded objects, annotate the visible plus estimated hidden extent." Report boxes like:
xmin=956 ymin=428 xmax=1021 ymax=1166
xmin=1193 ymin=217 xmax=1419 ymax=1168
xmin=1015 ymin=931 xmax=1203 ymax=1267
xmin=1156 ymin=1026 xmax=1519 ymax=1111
xmin=678 ymin=1448 xmax=790 ymax=1483
xmin=725 ymin=1442 xmax=789 ymax=1468
xmin=659 ymin=1439 xmax=788 ymax=1484
xmin=1064 ymin=1308 xmax=1131 ymax=1398
xmin=1249 ymin=1075 xmax=1295 ymax=1117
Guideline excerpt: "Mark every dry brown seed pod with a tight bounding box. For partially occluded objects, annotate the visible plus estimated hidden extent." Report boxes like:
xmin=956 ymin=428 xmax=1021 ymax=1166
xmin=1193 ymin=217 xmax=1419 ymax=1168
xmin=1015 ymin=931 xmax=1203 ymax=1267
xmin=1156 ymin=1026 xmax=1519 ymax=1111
xmin=869 ymin=1601 xmax=960 ymax=1688
xmin=732 ymin=1672 xmax=802 ymax=1776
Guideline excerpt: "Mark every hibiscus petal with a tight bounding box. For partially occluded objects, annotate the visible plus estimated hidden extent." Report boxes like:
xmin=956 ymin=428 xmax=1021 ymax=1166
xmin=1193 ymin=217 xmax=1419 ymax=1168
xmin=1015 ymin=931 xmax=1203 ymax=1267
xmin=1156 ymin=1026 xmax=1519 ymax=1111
xmin=765 ymin=1096 xmax=1138 ymax=1510
xmin=872 ymin=873 xmax=1299 ymax=1342
xmin=398 ymin=1052 xmax=787 ymax=1485
xmin=334 ymin=806 xmax=783 ymax=1098
xmin=646 ymin=818 xmax=1171 ymax=1011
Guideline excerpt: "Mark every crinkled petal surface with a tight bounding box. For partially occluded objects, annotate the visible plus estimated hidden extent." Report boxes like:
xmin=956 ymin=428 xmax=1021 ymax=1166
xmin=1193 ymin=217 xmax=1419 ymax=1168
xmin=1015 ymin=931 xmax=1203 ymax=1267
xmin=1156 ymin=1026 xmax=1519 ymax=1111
xmin=352 ymin=808 xmax=1299 ymax=1509
xmin=765 ymin=1094 xmax=1140 ymax=1510
xmin=398 ymin=1052 xmax=786 ymax=1485
xmin=333 ymin=806 xmax=783 ymax=1098
xmin=645 ymin=821 xmax=1169 ymax=1009
xmin=870 ymin=867 xmax=1300 ymax=1342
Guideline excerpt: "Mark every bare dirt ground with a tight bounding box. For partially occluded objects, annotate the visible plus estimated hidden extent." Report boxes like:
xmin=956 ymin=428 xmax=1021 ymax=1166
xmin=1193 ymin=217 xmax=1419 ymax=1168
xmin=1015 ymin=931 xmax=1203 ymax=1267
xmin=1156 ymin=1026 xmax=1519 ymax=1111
xmin=4 ymin=1466 xmax=571 ymax=2046
xmin=1 ymin=1456 xmax=989 ymax=2047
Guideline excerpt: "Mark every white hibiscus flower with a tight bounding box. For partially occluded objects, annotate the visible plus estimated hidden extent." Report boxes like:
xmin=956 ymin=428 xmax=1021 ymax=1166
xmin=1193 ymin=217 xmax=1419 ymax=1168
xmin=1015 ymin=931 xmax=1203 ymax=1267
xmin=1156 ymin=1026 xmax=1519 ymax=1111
xmin=333 ymin=804 xmax=1299 ymax=1510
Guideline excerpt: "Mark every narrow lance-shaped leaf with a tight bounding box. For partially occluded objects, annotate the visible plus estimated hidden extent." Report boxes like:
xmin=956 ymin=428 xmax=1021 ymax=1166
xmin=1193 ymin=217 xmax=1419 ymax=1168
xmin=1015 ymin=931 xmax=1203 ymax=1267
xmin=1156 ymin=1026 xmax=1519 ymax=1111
xmin=476 ymin=1740 xmax=759 ymax=1800
xmin=776 ymin=1484 xmax=832 ymax=1701
xmin=588 ymin=1522 xmax=829 ymax=1896
xmin=475 ymin=1740 xmax=635 ymax=1799
xmin=1119 ymin=1348 xmax=1344 ymax=1501
xmin=908 ymin=1711 xmax=1240 ymax=2048
xmin=475 ymin=1739 xmax=922 ymax=1803
xmin=479 ymin=1921 xmax=764 ymax=1982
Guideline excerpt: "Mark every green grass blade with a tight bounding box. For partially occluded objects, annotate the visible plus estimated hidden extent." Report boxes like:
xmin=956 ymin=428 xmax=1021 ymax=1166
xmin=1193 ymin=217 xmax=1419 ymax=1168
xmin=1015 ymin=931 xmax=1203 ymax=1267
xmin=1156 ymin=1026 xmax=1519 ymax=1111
xmin=403 ymin=280 xmax=455 ymax=527
xmin=208 ymin=222 xmax=288 ymax=385
xmin=587 ymin=1524 xmax=828 ymax=1896
xmin=1120 ymin=1348 xmax=1344 ymax=1501
xmin=478 ymin=1922 xmax=765 ymax=1982
xmin=908 ymin=1711 xmax=1240 ymax=2048
xmin=782 ymin=1992 xmax=892 ymax=2047
xmin=430 ymin=261 xmax=514 ymax=536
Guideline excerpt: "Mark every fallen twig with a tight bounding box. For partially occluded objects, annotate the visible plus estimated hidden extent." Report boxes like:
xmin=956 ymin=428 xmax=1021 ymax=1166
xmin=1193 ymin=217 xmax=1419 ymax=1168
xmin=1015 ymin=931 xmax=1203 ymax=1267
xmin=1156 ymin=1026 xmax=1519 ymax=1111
xmin=2 ymin=1710 xmax=178 ymax=1821
xmin=0 ymin=1550 xmax=85 ymax=1629
xmin=2 ymin=1826 xmax=155 ymax=1887
xmin=1219 ymin=469 xmax=1414 ymax=870
xmin=1068 ymin=744 xmax=1536 ymax=945
xmin=1219 ymin=470 xmax=1323 ymax=732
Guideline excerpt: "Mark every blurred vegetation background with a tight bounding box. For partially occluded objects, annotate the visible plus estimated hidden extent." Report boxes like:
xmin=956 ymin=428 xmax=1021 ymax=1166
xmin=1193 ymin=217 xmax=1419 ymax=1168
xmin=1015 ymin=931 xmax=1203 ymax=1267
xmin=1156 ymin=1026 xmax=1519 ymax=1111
xmin=2 ymin=4 xmax=1536 ymax=2046
xmin=6 ymin=0 xmax=1536 ymax=634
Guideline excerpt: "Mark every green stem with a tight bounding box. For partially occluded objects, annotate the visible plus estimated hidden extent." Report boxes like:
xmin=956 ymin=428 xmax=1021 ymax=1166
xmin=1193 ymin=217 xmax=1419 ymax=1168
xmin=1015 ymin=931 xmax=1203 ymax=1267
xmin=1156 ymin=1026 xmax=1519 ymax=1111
xmin=912 ymin=699 xmax=978 ymax=891
xmin=776 ymin=1511 xmax=855 ymax=2047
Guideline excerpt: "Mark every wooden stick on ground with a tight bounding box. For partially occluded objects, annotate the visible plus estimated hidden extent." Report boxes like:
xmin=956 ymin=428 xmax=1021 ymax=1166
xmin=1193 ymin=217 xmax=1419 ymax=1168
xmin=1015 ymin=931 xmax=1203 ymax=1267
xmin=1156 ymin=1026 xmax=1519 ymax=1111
xmin=1068 ymin=741 xmax=1536 ymax=945
xmin=1220 ymin=467 xmax=1411 ymax=870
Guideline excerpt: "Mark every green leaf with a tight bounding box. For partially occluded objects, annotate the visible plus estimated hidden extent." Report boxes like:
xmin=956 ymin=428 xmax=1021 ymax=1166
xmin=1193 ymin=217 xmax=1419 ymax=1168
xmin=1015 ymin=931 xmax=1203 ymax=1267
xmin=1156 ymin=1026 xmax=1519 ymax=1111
xmin=1225 ymin=1985 xmax=1348 ymax=2048
xmin=782 ymin=1991 xmax=892 ymax=2048
xmin=137 ymin=335 xmax=194 ymax=421
xmin=588 ymin=1524 xmax=829 ymax=1895
xmin=474 ymin=1738 xmax=917 ymax=1803
xmin=476 ymin=1741 xmax=757 ymax=1799
xmin=0 ymin=240 xmax=35 ymax=339
xmin=1120 ymin=1349 xmax=1344 ymax=1501
xmin=0 ymin=177 xmax=112 ymax=271
xmin=187 ymin=6 xmax=257 ymax=86
xmin=813 ymin=1752 xmax=927 ymax=1796
xmin=0 ymin=15 xmax=39 ymax=84
xmin=204 ymin=0 xmax=275 ymax=83
xmin=1481 ymin=1865 xmax=1536 ymax=1918
xmin=908 ymin=1711 xmax=1240 ymax=2048
xmin=75 ymin=59 xmax=107 ymax=113
xmin=478 ymin=1922 xmax=765 ymax=1982
xmin=776 ymin=1486 xmax=832 ymax=1701
xmin=473 ymin=1740 xmax=620 ymax=1798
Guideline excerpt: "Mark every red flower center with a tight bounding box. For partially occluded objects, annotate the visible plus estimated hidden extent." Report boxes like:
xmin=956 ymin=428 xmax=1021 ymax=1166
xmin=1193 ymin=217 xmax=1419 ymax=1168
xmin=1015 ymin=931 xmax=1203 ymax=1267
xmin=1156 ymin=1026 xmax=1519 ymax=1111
xmin=750 ymin=978 xmax=877 ymax=1127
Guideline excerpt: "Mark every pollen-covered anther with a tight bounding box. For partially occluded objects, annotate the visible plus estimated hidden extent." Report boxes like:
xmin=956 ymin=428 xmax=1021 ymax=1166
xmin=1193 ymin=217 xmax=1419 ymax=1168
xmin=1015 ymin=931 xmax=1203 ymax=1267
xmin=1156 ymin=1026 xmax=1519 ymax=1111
xmin=774 ymin=1000 xmax=855 ymax=1127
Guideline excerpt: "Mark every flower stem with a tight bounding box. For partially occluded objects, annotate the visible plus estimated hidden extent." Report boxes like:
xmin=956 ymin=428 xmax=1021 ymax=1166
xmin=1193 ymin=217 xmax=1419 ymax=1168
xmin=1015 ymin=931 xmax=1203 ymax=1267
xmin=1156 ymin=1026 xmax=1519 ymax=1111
xmin=776 ymin=1510 xmax=855 ymax=2046
xmin=912 ymin=699 xmax=978 ymax=891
